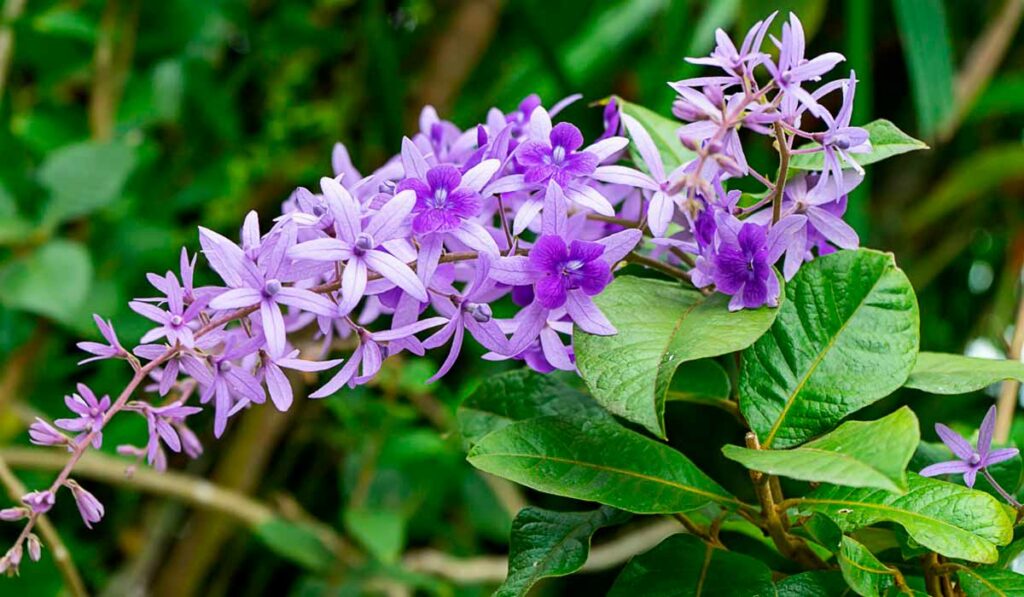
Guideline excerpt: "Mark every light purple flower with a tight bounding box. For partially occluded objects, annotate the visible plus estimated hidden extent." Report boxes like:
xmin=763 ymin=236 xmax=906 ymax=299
xmin=517 ymin=122 xmax=600 ymax=187
xmin=65 ymin=480 xmax=104 ymax=529
xmin=28 ymin=418 xmax=70 ymax=448
xmin=765 ymin=13 xmax=845 ymax=119
xmin=26 ymin=535 xmax=40 ymax=562
xmin=260 ymin=349 xmax=342 ymax=411
xmin=21 ymin=491 xmax=55 ymax=514
xmin=0 ymin=507 xmax=27 ymax=521
xmin=204 ymin=214 xmax=336 ymax=357
xmin=55 ymin=384 xmax=110 ymax=449
xmin=76 ymin=314 xmax=127 ymax=364
xmin=920 ymin=406 xmax=1020 ymax=488
xmin=811 ymin=72 xmax=871 ymax=194
xmin=130 ymin=271 xmax=205 ymax=349
xmin=682 ymin=13 xmax=777 ymax=86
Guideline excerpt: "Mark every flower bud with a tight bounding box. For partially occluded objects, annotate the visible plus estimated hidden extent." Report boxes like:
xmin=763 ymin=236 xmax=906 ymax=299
xmin=21 ymin=491 xmax=55 ymax=514
xmin=0 ymin=507 xmax=27 ymax=521
xmin=26 ymin=535 xmax=41 ymax=562
xmin=65 ymin=480 xmax=104 ymax=529
xmin=28 ymin=418 xmax=69 ymax=448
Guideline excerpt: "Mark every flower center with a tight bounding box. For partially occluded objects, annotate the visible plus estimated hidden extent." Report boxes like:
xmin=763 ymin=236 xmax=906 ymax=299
xmin=431 ymin=187 xmax=449 ymax=209
xmin=551 ymin=146 xmax=566 ymax=164
xmin=831 ymin=133 xmax=851 ymax=150
xmin=562 ymin=259 xmax=584 ymax=275
xmin=217 ymin=361 xmax=232 ymax=373
xmin=968 ymin=452 xmax=982 ymax=466
xmin=354 ymin=233 xmax=375 ymax=255
xmin=466 ymin=302 xmax=492 ymax=323
xmin=170 ymin=314 xmax=184 ymax=327
xmin=263 ymin=279 xmax=282 ymax=297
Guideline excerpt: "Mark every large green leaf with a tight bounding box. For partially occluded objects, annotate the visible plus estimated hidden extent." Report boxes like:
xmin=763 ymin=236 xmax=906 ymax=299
xmin=957 ymin=567 xmax=1024 ymax=597
xmin=0 ymin=240 xmax=92 ymax=325
xmin=497 ymin=506 xmax=629 ymax=597
xmin=904 ymin=352 xmax=1024 ymax=394
xmin=666 ymin=359 xmax=732 ymax=405
xmin=577 ymin=276 xmax=779 ymax=438
xmin=607 ymin=533 xmax=773 ymax=597
xmin=892 ymin=0 xmax=955 ymax=139
xmin=796 ymin=474 xmax=1013 ymax=563
xmin=616 ymin=98 xmax=697 ymax=172
xmin=38 ymin=140 xmax=138 ymax=223
xmin=838 ymin=536 xmax=898 ymax=597
xmin=467 ymin=416 xmax=742 ymax=513
xmin=722 ymin=407 xmax=920 ymax=493
xmin=740 ymin=249 xmax=920 ymax=448
xmin=457 ymin=369 xmax=609 ymax=447
xmin=788 ymin=119 xmax=928 ymax=171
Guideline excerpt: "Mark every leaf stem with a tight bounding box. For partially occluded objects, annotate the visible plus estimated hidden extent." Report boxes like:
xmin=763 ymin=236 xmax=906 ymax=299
xmin=623 ymin=253 xmax=693 ymax=284
xmin=769 ymin=122 xmax=791 ymax=224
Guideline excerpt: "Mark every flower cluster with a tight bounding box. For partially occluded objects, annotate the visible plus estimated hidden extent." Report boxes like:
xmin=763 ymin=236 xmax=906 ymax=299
xmin=2 ymin=11 xmax=869 ymax=573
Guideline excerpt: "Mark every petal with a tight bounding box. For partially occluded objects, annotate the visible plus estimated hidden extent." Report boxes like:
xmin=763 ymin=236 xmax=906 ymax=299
xmin=564 ymin=183 xmax=615 ymax=216
xmin=338 ymin=258 xmax=368 ymax=316
xmin=935 ymin=423 xmax=975 ymax=461
xmin=648 ymin=191 xmax=673 ymax=237
xmin=275 ymin=287 xmax=337 ymax=316
xmin=208 ymin=288 xmax=262 ymax=310
xmin=984 ymin=447 xmax=1020 ymax=467
xmin=264 ymin=363 xmax=293 ymax=411
xmin=427 ymin=323 xmax=465 ymax=383
xmin=507 ymin=302 xmax=549 ymax=355
xmin=450 ymin=221 xmax=499 ymax=256
xmin=461 ymin=159 xmax=501 ymax=193
xmin=364 ymin=250 xmax=428 ymax=301
xmin=565 ymin=291 xmax=616 ymax=335
xmin=321 ymin=176 xmax=362 ymax=244
xmin=592 ymin=165 xmax=659 ymax=190
xmin=365 ymin=190 xmax=415 ymax=242
xmin=585 ymin=136 xmax=629 ymax=162
xmin=919 ymin=460 xmax=971 ymax=477
xmin=806 ymin=207 xmax=858 ymax=250
xmin=541 ymin=180 xmax=568 ymax=237
xmin=539 ymin=327 xmax=574 ymax=371
xmin=288 ymin=237 xmax=352 ymax=262
xmin=308 ymin=352 xmax=361 ymax=399
xmin=550 ymin=122 xmax=584 ymax=152
xmin=597 ymin=229 xmax=642 ymax=264
xmin=512 ymin=198 xmax=544 ymax=237
xmin=401 ymin=137 xmax=430 ymax=180
xmin=978 ymin=405 xmax=997 ymax=457
xmin=621 ymin=113 xmax=665 ymax=181
xmin=261 ymin=300 xmax=287 ymax=357
xmin=490 ymin=256 xmax=539 ymax=286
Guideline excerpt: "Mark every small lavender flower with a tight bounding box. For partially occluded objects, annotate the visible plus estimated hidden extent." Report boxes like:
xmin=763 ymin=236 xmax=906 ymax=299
xmin=0 ymin=507 xmax=27 ymax=521
xmin=920 ymin=406 xmax=1020 ymax=489
xmin=26 ymin=535 xmax=40 ymax=562
xmin=765 ymin=13 xmax=845 ymax=119
xmin=55 ymin=384 xmax=110 ymax=449
xmin=76 ymin=314 xmax=127 ymax=364
xmin=21 ymin=491 xmax=55 ymax=514
xmin=517 ymin=122 xmax=600 ymax=188
xmin=28 ymin=418 xmax=70 ymax=448
xmin=130 ymin=271 xmax=205 ymax=349
xmin=65 ymin=480 xmax=104 ymax=529
xmin=682 ymin=13 xmax=776 ymax=86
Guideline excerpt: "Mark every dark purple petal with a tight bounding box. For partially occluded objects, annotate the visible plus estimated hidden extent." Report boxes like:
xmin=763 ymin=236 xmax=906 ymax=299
xmin=549 ymin=122 xmax=584 ymax=152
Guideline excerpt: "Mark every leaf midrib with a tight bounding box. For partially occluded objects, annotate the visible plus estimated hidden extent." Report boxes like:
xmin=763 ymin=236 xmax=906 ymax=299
xmin=763 ymin=267 xmax=889 ymax=447
xmin=470 ymin=451 xmax=742 ymax=508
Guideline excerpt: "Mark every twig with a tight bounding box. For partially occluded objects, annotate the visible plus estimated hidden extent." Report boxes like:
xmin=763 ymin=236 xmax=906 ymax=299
xmin=994 ymin=287 xmax=1024 ymax=444
xmin=90 ymin=0 xmax=140 ymax=141
xmin=0 ymin=455 xmax=88 ymax=596
xmin=665 ymin=390 xmax=744 ymax=424
xmin=769 ymin=122 xmax=791 ymax=224
xmin=0 ymin=0 xmax=27 ymax=105
xmin=624 ymin=253 xmax=693 ymax=283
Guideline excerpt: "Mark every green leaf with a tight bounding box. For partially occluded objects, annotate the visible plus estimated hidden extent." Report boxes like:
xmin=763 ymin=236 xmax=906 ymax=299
xmin=905 ymin=352 xmax=1024 ymax=394
xmin=577 ymin=276 xmax=779 ymax=438
xmin=343 ymin=507 xmax=406 ymax=564
xmin=796 ymin=473 xmax=1013 ymax=563
xmin=892 ymin=0 xmax=955 ymax=139
xmin=838 ymin=536 xmax=898 ymax=597
xmin=0 ymin=240 xmax=92 ymax=325
xmin=666 ymin=359 xmax=732 ymax=404
xmin=252 ymin=517 xmax=334 ymax=571
xmin=607 ymin=533 xmax=773 ymax=597
xmin=457 ymin=369 xmax=609 ymax=447
xmin=775 ymin=571 xmax=851 ymax=597
xmin=616 ymin=99 xmax=698 ymax=172
xmin=722 ymin=407 xmax=920 ymax=493
xmin=740 ymin=249 xmax=920 ymax=448
xmin=467 ymin=416 xmax=742 ymax=514
xmin=497 ymin=506 xmax=629 ymax=597
xmin=957 ymin=567 xmax=1024 ymax=597
xmin=562 ymin=0 xmax=669 ymax=86
xmin=38 ymin=140 xmax=139 ymax=223
xmin=787 ymin=119 xmax=928 ymax=171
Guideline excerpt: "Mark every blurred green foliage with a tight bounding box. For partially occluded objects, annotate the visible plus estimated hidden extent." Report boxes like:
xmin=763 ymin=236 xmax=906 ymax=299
xmin=0 ymin=0 xmax=1022 ymax=594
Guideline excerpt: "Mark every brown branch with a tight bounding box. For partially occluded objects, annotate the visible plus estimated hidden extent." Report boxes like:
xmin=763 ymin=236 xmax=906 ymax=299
xmin=0 ymin=455 xmax=88 ymax=596
xmin=769 ymin=122 xmax=790 ymax=224
xmin=994 ymin=288 xmax=1024 ymax=443
xmin=89 ymin=0 xmax=139 ymax=141
xmin=624 ymin=253 xmax=693 ymax=284
xmin=0 ymin=0 xmax=27 ymax=105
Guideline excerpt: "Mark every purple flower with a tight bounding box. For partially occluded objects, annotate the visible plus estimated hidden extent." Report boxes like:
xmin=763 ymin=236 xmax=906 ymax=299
xmin=66 ymin=480 xmax=104 ymax=529
xmin=21 ymin=491 xmax=55 ymax=514
xmin=130 ymin=272 xmax=205 ymax=349
xmin=517 ymin=122 xmax=599 ymax=187
xmin=529 ymin=236 xmax=612 ymax=309
xmin=811 ymin=72 xmax=871 ymax=194
xmin=194 ymin=336 xmax=266 ymax=437
xmin=289 ymin=178 xmax=428 ymax=316
xmin=765 ymin=13 xmax=845 ymax=119
xmin=683 ymin=13 xmax=776 ymax=86
xmin=0 ymin=507 xmax=27 ymax=521
xmin=129 ymin=401 xmax=203 ymax=471
xmin=76 ymin=314 xmax=127 ymax=364
xmin=695 ymin=213 xmax=805 ymax=311
xmin=55 ymin=384 xmax=110 ymax=449
xmin=204 ymin=214 xmax=336 ymax=357
xmin=423 ymin=255 xmax=510 ymax=382
xmin=28 ymin=418 xmax=70 ymax=448
xmin=259 ymin=349 xmax=342 ymax=411
xmin=920 ymin=406 xmax=1019 ymax=488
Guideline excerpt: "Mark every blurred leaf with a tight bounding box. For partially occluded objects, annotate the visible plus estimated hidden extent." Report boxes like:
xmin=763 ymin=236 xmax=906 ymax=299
xmin=905 ymin=352 xmax=1024 ymax=394
xmin=497 ymin=506 xmax=628 ymax=597
xmin=967 ymin=73 xmax=1024 ymax=123
xmin=11 ymin=109 xmax=89 ymax=155
xmin=468 ymin=416 xmax=741 ymax=514
xmin=38 ymin=141 xmax=139 ymax=223
xmin=798 ymin=473 xmax=1013 ymax=563
xmin=723 ymin=407 xmax=920 ymax=493
xmin=838 ymin=535 xmax=897 ymax=597
xmin=788 ymin=119 xmax=928 ymax=171
xmin=958 ymin=566 xmax=1024 ymax=596
xmin=608 ymin=533 xmax=774 ymax=596
xmin=253 ymin=517 xmax=334 ymax=572
xmin=32 ymin=7 xmax=97 ymax=42
xmin=0 ymin=181 xmax=35 ymax=244
xmin=892 ymin=0 xmax=955 ymax=139
xmin=666 ymin=359 xmax=732 ymax=404
xmin=576 ymin=276 xmax=778 ymax=438
xmin=0 ymin=240 xmax=92 ymax=325
xmin=562 ymin=0 xmax=669 ymax=86
xmin=740 ymin=250 xmax=920 ymax=448
xmin=688 ymin=0 xmax=741 ymax=59
xmin=457 ymin=369 xmax=610 ymax=448
xmin=905 ymin=145 xmax=1024 ymax=234
xmin=343 ymin=507 xmax=406 ymax=564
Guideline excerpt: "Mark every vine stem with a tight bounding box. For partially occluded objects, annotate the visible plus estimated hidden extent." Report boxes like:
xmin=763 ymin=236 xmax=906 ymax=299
xmin=769 ymin=121 xmax=791 ymax=224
